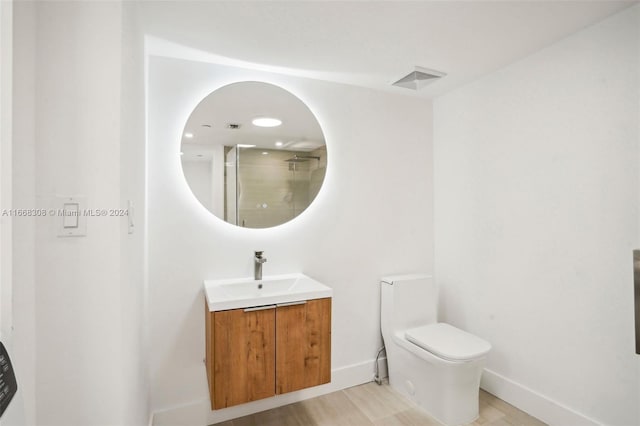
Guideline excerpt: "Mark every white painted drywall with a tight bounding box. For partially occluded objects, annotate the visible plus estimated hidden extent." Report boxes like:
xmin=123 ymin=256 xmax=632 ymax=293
xmin=147 ymin=56 xmax=433 ymax=419
xmin=0 ymin=0 xmax=12 ymax=348
xmin=119 ymin=1 xmax=151 ymax=424
xmin=182 ymin=161 xmax=213 ymax=211
xmin=14 ymin=2 xmax=150 ymax=425
xmin=33 ymin=2 xmax=125 ymax=424
xmin=0 ymin=2 xmax=29 ymax=424
xmin=0 ymin=2 xmax=15 ymax=424
xmin=8 ymin=1 xmax=37 ymax=425
xmin=434 ymin=5 xmax=639 ymax=425
xmin=211 ymin=146 xmax=224 ymax=219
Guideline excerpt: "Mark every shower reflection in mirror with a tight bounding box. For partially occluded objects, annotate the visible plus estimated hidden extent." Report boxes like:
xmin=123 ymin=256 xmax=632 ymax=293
xmin=180 ymin=82 xmax=327 ymax=229
xmin=222 ymin=145 xmax=326 ymax=228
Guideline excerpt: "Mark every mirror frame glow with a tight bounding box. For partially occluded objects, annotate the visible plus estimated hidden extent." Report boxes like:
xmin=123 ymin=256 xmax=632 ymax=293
xmin=180 ymin=82 xmax=327 ymax=229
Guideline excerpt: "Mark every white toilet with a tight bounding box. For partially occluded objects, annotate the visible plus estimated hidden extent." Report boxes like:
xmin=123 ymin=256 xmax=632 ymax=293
xmin=380 ymin=274 xmax=491 ymax=426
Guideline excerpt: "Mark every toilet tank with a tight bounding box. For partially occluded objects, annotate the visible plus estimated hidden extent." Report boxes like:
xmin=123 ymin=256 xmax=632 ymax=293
xmin=381 ymin=274 xmax=436 ymax=334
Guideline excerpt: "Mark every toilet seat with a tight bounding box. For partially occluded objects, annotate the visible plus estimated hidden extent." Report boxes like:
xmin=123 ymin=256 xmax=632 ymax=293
xmin=405 ymin=323 xmax=491 ymax=361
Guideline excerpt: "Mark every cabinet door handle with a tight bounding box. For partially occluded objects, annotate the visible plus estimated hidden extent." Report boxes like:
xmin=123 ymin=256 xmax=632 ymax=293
xmin=243 ymin=305 xmax=276 ymax=312
xmin=276 ymin=301 xmax=307 ymax=307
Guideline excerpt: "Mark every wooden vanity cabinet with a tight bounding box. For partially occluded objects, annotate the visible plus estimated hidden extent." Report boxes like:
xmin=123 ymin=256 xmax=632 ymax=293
xmin=275 ymin=300 xmax=331 ymax=394
xmin=205 ymin=297 xmax=331 ymax=409
xmin=208 ymin=305 xmax=276 ymax=409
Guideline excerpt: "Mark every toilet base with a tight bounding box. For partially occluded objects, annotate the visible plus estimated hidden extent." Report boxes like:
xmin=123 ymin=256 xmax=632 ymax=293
xmin=386 ymin=339 xmax=486 ymax=426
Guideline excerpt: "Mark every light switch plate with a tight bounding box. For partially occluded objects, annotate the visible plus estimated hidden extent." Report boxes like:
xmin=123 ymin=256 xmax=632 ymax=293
xmin=56 ymin=196 xmax=87 ymax=237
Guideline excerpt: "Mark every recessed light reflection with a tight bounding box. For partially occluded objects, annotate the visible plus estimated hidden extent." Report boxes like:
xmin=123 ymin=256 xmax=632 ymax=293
xmin=262 ymin=152 xmax=269 ymax=155
xmin=252 ymin=117 xmax=282 ymax=127
xmin=184 ymin=132 xmax=194 ymax=138
xmin=275 ymin=141 xmax=283 ymax=147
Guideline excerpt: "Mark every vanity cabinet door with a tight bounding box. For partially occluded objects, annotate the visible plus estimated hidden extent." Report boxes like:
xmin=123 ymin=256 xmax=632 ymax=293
xmin=212 ymin=306 xmax=276 ymax=408
xmin=275 ymin=298 xmax=331 ymax=394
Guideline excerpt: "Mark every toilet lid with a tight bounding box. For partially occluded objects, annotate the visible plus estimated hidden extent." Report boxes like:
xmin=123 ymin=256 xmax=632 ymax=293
xmin=405 ymin=323 xmax=491 ymax=361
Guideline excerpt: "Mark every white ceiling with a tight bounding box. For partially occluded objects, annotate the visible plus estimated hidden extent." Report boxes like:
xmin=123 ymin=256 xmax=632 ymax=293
xmin=181 ymin=81 xmax=326 ymax=159
xmin=140 ymin=1 xmax=637 ymax=98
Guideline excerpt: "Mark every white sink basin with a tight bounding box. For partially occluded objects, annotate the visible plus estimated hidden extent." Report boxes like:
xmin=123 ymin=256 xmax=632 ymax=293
xmin=204 ymin=273 xmax=332 ymax=311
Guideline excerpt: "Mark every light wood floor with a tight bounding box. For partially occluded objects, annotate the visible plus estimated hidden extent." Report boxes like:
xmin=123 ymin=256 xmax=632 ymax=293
xmin=212 ymin=382 xmax=547 ymax=426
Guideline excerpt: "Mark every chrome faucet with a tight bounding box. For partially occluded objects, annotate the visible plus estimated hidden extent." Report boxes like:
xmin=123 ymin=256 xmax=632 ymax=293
xmin=254 ymin=251 xmax=267 ymax=280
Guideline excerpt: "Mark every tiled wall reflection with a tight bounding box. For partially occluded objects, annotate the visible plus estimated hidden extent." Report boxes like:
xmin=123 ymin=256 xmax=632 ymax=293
xmin=235 ymin=147 xmax=327 ymax=228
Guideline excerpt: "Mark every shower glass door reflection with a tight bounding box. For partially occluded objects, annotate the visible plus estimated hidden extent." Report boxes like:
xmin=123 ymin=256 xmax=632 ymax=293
xmin=224 ymin=146 xmax=326 ymax=229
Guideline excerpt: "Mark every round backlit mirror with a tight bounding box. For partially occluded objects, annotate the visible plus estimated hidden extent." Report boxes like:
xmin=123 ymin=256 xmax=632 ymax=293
xmin=180 ymin=82 xmax=327 ymax=229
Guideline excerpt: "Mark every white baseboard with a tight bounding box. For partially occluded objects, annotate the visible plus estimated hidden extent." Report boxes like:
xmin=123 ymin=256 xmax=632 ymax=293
xmin=151 ymin=358 xmax=379 ymax=426
xmin=481 ymin=368 xmax=601 ymax=426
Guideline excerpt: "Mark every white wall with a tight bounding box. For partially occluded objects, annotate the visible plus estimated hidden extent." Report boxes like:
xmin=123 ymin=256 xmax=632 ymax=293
xmin=8 ymin=1 xmax=36 ymax=425
xmin=11 ymin=2 xmax=150 ymax=425
xmin=211 ymin=146 xmax=224 ymax=219
xmin=33 ymin=2 xmax=124 ymax=424
xmin=119 ymin=1 xmax=150 ymax=424
xmin=147 ymin=56 xmax=433 ymax=423
xmin=434 ymin=5 xmax=639 ymax=426
xmin=182 ymin=161 xmax=212 ymax=212
xmin=0 ymin=2 xmax=13 ymax=422
xmin=0 ymin=0 xmax=12 ymax=348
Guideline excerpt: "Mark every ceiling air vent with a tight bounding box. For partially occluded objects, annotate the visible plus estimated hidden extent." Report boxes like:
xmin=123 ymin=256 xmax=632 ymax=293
xmin=226 ymin=123 xmax=241 ymax=129
xmin=392 ymin=66 xmax=446 ymax=90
